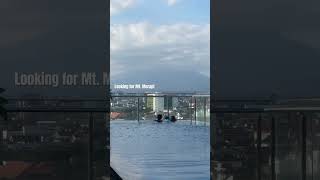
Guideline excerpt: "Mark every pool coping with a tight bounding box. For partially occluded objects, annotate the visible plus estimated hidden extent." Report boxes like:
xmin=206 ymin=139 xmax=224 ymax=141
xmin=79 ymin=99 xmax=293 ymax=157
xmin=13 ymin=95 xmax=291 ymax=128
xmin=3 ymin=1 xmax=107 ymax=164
xmin=111 ymin=167 xmax=123 ymax=180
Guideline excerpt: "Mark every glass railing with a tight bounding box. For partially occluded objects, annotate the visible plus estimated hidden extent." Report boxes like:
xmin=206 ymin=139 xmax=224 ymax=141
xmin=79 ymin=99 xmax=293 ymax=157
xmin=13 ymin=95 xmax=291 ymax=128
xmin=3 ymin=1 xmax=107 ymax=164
xmin=0 ymin=95 xmax=210 ymax=179
xmin=212 ymin=107 xmax=320 ymax=180
xmin=111 ymin=95 xmax=210 ymax=125
xmin=3 ymin=98 xmax=320 ymax=180
xmin=0 ymin=98 xmax=109 ymax=180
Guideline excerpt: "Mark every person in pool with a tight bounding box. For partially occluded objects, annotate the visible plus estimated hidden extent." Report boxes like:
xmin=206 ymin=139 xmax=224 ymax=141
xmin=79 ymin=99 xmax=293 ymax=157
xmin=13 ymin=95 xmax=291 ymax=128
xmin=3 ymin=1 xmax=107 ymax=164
xmin=170 ymin=115 xmax=177 ymax=122
xmin=155 ymin=114 xmax=163 ymax=122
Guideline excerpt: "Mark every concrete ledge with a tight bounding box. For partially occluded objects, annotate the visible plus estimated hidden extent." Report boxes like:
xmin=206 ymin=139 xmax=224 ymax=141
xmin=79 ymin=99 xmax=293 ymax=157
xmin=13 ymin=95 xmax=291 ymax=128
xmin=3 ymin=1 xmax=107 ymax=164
xmin=111 ymin=167 xmax=122 ymax=180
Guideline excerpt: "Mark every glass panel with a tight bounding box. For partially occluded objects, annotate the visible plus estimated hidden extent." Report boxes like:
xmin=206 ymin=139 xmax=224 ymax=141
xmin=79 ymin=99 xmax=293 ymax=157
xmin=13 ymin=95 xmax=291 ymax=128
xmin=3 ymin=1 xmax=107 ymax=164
xmin=92 ymin=112 xmax=108 ymax=179
xmin=111 ymin=97 xmax=138 ymax=120
xmin=1 ymin=112 xmax=90 ymax=179
xmin=163 ymin=96 xmax=195 ymax=121
xmin=173 ymin=97 xmax=194 ymax=121
xmin=261 ymin=113 xmax=272 ymax=180
xmin=136 ymin=96 xmax=196 ymax=122
xmin=274 ymin=112 xmax=302 ymax=180
xmin=306 ymin=112 xmax=320 ymax=180
xmin=195 ymin=97 xmax=210 ymax=124
xmin=212 ymin=113 xmax=259 ymax=180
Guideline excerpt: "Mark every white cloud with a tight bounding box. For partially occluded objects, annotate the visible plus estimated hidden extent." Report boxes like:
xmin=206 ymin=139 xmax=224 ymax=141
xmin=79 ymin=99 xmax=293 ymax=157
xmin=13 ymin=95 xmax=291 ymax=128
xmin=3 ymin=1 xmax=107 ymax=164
xmin=110 ymin=0 xmax=136 ymax=16
xmin=167 ymin=0 xmax=179 ymax=6
xmin=111 ymin=22 xmax=210 ymax=78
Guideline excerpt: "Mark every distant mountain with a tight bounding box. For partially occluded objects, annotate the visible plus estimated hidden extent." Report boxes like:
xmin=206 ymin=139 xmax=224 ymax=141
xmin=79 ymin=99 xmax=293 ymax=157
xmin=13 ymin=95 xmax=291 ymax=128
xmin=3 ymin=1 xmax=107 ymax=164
xmin=214 ymin=27 xmax=320 ymax=99
xmin=111 ymin=68 xmax=210 ymax=93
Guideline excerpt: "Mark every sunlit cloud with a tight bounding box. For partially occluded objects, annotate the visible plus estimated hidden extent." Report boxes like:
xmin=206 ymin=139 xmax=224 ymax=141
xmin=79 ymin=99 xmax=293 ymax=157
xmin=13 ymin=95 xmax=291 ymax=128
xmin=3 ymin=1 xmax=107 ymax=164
xmin=110 ymin=0 xmax=136 ymax=16
xmin=167 ymin=0 xmax=180 ymax=6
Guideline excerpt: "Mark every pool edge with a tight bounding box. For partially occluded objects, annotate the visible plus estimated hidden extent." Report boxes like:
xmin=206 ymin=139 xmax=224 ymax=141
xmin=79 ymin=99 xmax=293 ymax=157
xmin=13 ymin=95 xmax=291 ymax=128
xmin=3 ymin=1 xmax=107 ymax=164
xmin=111 ymin=166 xmax=123 ymax=180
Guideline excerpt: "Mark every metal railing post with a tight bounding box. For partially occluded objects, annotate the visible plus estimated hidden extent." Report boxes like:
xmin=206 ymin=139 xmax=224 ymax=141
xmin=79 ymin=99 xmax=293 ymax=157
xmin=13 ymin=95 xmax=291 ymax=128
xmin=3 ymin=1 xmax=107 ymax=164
xmin=311 ymin=112 xmax=314 ymax=180
xmin=190 ymin=97 xmax=193 ymax=124
xmin=167 ymin=96 xmax=170 ymax=118
xmin=204 ymin=97 xmax=207 ymax=125
xmin=271 ymin=115 xmax=276 ymax=180
xmin=137 ymin=98 xmax=140 ymax=122
xmin=257 ymin=113 xmax=262 ymax=180
xmin=88 ymin=112 xmax=93 ymax=180
xmin=194 ymin=97 xmax=197 ymax=124
xmin=302 ymin=113 xmax=306 ymax=180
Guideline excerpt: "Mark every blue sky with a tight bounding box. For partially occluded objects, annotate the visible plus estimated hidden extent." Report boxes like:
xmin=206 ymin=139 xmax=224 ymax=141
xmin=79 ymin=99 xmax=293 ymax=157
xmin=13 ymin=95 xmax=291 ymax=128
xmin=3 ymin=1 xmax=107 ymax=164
xmin=111 ymin=0 xmax=210 ymax=25
xmin=111 ymin=0 xmax=210 ymax=92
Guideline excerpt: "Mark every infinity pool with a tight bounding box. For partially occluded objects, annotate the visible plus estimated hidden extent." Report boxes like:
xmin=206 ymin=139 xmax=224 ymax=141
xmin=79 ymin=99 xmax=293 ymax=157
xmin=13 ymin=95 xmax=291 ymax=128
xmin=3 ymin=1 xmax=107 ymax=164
xmin=110 ymin=120 xmax=210 ymax=180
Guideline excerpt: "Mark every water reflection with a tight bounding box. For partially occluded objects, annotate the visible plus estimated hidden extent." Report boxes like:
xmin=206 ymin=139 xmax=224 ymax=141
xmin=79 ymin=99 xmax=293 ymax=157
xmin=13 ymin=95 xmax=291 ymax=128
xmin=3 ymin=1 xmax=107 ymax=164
xmin=111 ymin=120 xmax=210 ymax=180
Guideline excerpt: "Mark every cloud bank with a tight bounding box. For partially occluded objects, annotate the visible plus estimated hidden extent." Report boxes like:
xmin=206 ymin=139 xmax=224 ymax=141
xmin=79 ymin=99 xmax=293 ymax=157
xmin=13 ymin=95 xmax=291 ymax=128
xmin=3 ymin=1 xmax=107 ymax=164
xmin=110 ymin=0 xmax=210 ymax=92
xmin=111 ymin=22 xmax=210 ymax=79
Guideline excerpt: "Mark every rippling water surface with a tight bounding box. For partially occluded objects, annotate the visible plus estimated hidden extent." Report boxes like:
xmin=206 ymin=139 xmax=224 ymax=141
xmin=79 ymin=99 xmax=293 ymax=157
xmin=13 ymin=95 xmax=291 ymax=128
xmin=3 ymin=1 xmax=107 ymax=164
xmin=111 ymin=120 xmax=210 ymax=180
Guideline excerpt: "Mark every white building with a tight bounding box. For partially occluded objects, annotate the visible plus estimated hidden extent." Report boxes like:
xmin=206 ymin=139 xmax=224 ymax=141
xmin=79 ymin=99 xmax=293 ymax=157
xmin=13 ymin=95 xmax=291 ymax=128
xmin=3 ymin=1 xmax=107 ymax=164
xmin=147 ymin=93 xmax=164 ymax=112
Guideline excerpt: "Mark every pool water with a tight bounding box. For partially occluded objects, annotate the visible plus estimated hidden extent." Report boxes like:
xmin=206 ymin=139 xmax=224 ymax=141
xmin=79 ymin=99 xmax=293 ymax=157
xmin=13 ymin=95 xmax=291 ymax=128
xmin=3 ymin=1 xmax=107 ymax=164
xmin=110 ymin=120 xmax=210 ymax=180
